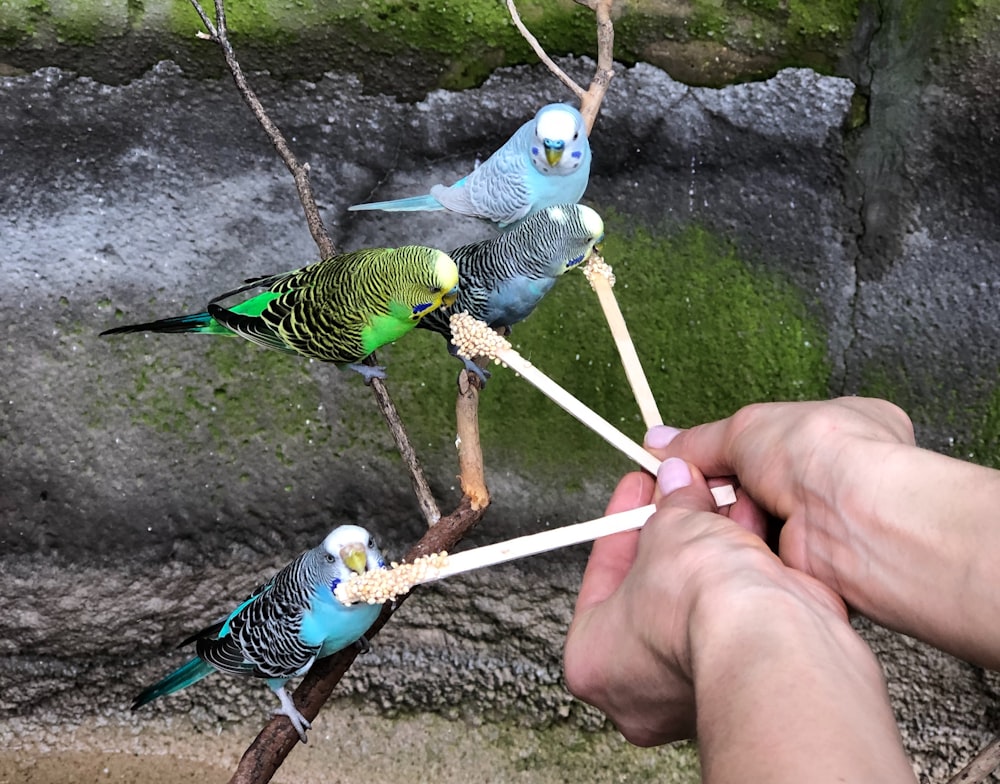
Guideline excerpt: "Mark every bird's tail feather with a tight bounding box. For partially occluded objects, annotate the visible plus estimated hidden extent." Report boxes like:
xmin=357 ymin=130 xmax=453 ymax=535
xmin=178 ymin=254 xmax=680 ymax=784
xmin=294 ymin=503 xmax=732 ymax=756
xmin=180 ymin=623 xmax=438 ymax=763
xmin=131 ymin=656 xmax=214 ymax=710
xmin=348 ymin=194 xmax=444 ymax=213
xmin=100 ymin=311 xmax=229 ymax=337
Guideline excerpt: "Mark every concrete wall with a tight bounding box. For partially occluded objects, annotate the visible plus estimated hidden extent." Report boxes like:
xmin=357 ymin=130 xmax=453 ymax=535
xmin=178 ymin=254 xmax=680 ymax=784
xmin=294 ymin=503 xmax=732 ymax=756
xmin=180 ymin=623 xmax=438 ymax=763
xmin=3 ymin=1 xmax=1000 ymax=781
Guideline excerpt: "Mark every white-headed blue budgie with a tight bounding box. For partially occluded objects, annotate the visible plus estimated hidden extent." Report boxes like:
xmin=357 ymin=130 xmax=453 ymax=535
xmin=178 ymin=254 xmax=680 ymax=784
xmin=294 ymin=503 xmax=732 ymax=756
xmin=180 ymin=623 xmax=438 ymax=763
xmin=348 ymin=103 xmax=591 ymax=227
xmin=131 ymin=525 xmax=386 ymax=742
xmin=418 ymin=203 xmax=605 ymax=380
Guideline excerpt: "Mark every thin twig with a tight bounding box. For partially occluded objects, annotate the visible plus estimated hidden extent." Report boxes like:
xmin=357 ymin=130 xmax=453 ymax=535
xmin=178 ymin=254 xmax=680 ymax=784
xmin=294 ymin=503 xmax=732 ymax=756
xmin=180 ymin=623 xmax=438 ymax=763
xmin=184 ymin=3 xmax=492 ymax=782
xmin=509 ymin=0 xmax=615 ymax=134
xmin=507 ymin=0 xmax=586 ymax=100
xmin=190 ymin=0 xmax=335 ymax=257
xmin=946 ymin=734 xmax=1000 ymax=784
xmin=368 ymin=371 xmax=442 ymax=525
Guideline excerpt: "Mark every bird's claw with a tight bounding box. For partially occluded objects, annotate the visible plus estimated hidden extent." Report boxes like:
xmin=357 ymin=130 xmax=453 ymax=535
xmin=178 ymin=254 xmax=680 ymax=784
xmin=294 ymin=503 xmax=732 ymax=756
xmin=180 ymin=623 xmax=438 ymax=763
xmin=274 ymin=686 xmax=311 ymax=743
xmin=460 ymin=358 xmax=490 ymax=387
xmin=347 ymin=362 xmax=388 ymax=385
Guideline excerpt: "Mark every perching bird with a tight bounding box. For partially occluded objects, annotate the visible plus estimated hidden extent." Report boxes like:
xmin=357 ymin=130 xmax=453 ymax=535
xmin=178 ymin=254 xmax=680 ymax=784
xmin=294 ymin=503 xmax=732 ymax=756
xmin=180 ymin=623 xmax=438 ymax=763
xmin=419 ymin=203 xmax=605 ymax=380
xmin=348 ymin=103 xmax=591 ymax=227
xmin=101 ymin=247 xmax=459 ymax=382
xmin=132 ymin=524 xmax=386 ymax=742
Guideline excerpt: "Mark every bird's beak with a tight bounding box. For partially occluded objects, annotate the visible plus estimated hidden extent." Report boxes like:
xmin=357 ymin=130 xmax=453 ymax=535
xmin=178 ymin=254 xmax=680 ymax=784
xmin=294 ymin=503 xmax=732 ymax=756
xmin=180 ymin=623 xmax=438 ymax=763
xmin=544 ymin=145 xmax=564 ymax=167
xmin=442 ymin=285 xmax=459 ymax=307
xmin=340 ymin=543 xmax=368 ymax=574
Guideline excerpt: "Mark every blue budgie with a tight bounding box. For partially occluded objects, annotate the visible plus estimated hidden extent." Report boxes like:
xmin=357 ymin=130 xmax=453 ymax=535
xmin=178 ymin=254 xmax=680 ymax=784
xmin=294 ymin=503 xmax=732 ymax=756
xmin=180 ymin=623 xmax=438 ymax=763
xmin=348 ymin=103 xmax=591 ymax=226
xmin=418 ymin=203 xmax=605 ymax=380
xmin=132 ymin=525 xmax=386 ymax=742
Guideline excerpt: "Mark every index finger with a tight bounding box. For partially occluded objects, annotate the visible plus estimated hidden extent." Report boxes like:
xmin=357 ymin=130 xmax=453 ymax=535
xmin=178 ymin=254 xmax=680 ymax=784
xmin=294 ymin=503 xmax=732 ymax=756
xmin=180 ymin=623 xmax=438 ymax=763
xmin=646 ymin=417 xmax=741 ymax=480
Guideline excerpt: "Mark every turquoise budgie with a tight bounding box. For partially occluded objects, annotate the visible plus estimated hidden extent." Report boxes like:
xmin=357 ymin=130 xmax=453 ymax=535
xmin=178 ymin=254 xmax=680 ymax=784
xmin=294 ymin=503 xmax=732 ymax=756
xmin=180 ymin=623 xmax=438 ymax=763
xmin=348 ymin=103 xmax=591 ymax=227
xmin=419 ymin=203 xmax=605 ymax=380
xmin=101 ymin=247 xmax=459 ymax=382
xmin=132 ymin=525 xmax=386 ymax=742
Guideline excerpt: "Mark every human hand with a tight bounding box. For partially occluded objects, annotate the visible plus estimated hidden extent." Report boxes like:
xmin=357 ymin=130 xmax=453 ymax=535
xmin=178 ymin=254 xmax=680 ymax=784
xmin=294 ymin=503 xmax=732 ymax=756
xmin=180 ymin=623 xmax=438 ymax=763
xmin=644 ymin=397 xmax=915 ymax=595
xmin=563 ymin=460 xmax=849 ymax=747
xmin=643 ymin=398 xmax=1000 ymax=670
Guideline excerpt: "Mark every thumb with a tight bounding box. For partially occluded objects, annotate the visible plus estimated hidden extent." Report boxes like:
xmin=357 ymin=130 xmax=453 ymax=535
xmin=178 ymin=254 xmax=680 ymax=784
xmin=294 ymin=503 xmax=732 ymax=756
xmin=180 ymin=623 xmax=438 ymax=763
xmin=654 ymin=457 xmax=717 ymax=514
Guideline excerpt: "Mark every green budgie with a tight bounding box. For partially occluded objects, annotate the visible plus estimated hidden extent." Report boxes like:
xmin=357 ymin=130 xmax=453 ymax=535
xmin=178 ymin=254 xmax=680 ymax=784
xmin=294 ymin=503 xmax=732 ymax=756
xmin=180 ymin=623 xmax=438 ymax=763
xmin=132 ymin=525 xmax=386 ymax=742
xmin=101 ymin=247 xmax=460 ymax=382
xmin=418 ymin=203 xmax=605 ymax=381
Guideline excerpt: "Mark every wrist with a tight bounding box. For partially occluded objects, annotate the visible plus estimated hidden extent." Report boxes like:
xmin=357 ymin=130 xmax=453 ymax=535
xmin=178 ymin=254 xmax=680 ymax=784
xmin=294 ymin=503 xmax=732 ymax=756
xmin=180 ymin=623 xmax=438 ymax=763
xmin=808 ymin=441 xmax=1000 ymax=667
xmin=687 ymin=585 xmax=914 ymax=783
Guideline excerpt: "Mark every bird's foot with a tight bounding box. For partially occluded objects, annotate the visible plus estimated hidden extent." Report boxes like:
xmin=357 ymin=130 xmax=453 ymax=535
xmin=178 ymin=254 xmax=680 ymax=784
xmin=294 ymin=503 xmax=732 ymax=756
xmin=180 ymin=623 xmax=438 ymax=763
xmin=347 ymin=362 xmax=387 ymax=385
xmin=273 ymin=686 xmax=312 ymax=743
xmin=354 ymin=635 xmax=371 ymax=655
xmin=459 ymin=357 xmax=490 ymax=386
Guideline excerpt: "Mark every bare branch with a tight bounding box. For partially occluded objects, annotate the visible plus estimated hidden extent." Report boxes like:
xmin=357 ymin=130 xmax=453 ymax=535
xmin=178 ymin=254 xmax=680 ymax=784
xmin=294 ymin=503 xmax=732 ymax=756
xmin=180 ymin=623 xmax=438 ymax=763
xmin=507 ymin=0 xmax=586 ymax=100
xmin=946 ymin=735 xmax=1000 ymax=784
xmin=457 ymin=369 xmax=490 ymax=509
xmin=189 ymin=0 xmax=335 ymax=257
xmin=186 ymin=2 xmax=495 ymax=780
xmin=368 ymin=369 xmax=442 ymax=526
xmin=188 ymin=0 xmax=217 ymax=37
xmin=507 ymin=0 xmax=615 ymax=135
xmin=580 ymin=0 xmax=617 ymax=133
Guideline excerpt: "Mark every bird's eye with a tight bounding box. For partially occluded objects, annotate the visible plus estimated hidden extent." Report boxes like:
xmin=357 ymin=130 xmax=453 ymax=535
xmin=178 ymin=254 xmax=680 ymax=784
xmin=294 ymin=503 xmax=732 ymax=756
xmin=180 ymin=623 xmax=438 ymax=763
xmin=573 ymin=132 xmax=579 ymax=140
xmin=368 ymin=537 xmax=376 ymax=548
xmin=325 ymin=553 xmax=336 ymax=562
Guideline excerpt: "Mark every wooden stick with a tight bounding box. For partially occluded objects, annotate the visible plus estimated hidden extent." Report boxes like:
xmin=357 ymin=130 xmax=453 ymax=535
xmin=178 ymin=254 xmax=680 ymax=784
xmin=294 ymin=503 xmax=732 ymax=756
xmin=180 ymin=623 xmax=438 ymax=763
xmin=430 ymin=504 xmax=654 ymax=581
xmin=499 ymin=345 xmax=664 ymax=472
xmin=448 ymin=313 xmax=735 ymax=507
xmin=583 ymin=254 xmax=664 ymax=429
xmin=336 ymin=505 xmax=657 ymax=605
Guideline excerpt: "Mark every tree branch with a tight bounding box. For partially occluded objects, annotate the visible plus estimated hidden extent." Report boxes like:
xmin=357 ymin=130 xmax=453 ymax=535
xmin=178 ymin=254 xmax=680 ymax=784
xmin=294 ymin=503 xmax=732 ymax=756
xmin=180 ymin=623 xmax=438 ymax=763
xmin=190 ymin=0 xmax=335 ymax=257
xmin=186 ymin=3 xmax=497 ymax=782
xmin=366 ymin=361 xmax=442 ymax=525
xmin=507 ymin=0 xmax=616 ymax=134
xmin=946 ymin=734 xmax=1000 ymax=784
xmin=457 ymin=368 xmax=490 ymax=510
xmin=507 ymin=0 xmax=586 ymax=100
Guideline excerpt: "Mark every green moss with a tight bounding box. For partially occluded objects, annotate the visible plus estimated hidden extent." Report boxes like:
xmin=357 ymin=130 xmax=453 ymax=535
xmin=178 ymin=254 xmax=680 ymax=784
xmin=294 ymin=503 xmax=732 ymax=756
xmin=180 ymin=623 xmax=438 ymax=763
xmin=960 ymin=382 xmax=1000 ymax=468
xmin=0 ymin=0 xmax=49 ymax=45
xmin=162 ymin=0 xmax=593 ymax=87
xmin=100 ymin=337 xmax=336 ymax=458
xmin=0 ymin=0 xmax=890 ymax=87
xmin=494 ymin=724 xmax=700 ymax=781
xmin=942 ymin=0 xmax=1000 ymax=41
xmin=866 ymin=360 xmax=1000 ymax=469
xmin=389 ymin=217 xmax=830 ymax=479
xmin=49 ymin=0 xmax=130 ymax=44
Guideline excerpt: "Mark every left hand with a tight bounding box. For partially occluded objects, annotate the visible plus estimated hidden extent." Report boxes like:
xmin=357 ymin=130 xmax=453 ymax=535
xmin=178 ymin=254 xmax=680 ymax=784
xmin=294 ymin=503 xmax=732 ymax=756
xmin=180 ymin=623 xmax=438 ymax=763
xmin=563 ymin=462 xmax=848 ymax=746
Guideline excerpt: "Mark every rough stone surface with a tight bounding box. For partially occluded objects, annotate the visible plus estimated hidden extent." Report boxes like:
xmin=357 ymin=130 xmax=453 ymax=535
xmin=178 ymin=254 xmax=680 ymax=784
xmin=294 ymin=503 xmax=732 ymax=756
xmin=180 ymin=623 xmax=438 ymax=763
xmin=3 ymin=32 xmax=1000 ymax=784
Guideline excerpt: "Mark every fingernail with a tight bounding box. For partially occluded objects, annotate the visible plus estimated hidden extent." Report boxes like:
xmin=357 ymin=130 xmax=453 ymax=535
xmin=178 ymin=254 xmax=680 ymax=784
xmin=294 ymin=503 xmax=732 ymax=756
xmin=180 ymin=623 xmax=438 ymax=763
xmin=657 ymin=457 xmax=692 ymax=496
xmin=644 ymin=425 xmax=681 ymax=450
